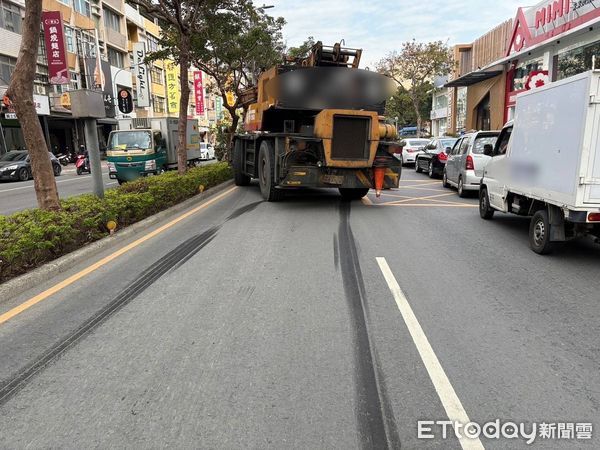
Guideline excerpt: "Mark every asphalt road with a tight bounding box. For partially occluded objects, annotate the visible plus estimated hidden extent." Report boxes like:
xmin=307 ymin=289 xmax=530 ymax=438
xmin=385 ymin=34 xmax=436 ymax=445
xmin=0 ymin=163 xmax=116 ymax=215
xmin=0 ymin=168 xmax=598 ymax=449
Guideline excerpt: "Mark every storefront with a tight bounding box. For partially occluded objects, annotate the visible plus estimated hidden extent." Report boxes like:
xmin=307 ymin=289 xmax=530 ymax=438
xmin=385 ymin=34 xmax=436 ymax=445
xmin=501 ymin=0 xmax=600 ymax=120
xmin=0 ymin=95 xmax=51 ymax=155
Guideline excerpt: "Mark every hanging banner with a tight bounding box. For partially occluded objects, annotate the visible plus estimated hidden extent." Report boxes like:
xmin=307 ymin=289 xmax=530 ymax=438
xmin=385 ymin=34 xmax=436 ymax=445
xmin=118 ymin=89 xmax=133 ymax=114
xmin=133 ymin=42 xmax=150 ymax=107
xmin=42 ymin=11 xmax=69 ymax=85
xmin=101 ymin=60 xmax=115 ymax=118
xmin=166 ymin=61 xmax=180 ymax=114
xmin=193 ymin=71 xmax=204 ymax=114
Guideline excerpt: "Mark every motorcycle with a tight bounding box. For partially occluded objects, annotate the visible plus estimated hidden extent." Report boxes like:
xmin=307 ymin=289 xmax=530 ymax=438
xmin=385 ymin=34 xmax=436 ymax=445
xmin=75 ymin=154 xmax=91 ymax=175
xmin=57 ymin=154 xmax=70 ymax=166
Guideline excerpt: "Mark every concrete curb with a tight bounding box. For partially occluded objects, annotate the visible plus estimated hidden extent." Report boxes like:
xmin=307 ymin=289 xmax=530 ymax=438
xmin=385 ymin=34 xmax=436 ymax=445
xmin=0 ymin=179 xmax=235 ymax=306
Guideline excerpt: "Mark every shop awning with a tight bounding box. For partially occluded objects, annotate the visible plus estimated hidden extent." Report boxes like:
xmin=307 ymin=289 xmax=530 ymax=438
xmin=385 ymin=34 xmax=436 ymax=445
xmin=97 ymin=118 xmax=118 ymax=125
xmin=445 ymin=67 xmax=503 ymax=88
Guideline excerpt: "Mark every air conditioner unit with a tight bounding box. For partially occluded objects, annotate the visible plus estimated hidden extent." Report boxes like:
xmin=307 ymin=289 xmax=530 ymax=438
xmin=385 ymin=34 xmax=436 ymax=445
xmin=132 ymin=118 xmax=151 ymax=129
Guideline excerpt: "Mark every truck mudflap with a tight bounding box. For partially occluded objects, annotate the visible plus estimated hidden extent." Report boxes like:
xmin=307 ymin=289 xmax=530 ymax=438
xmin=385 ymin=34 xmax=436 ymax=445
xmin=279 ymin=165 xmax=401 ymax=189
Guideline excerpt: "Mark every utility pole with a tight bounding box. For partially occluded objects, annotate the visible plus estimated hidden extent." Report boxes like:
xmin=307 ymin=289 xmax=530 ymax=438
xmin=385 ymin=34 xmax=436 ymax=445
xmin=84 ymin=118 xmax=104 ymax=198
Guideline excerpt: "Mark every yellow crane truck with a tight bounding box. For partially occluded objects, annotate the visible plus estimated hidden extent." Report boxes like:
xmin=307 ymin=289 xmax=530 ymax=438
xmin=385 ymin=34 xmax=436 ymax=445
xmin=232 ymin=42 xmax=402 ymax=201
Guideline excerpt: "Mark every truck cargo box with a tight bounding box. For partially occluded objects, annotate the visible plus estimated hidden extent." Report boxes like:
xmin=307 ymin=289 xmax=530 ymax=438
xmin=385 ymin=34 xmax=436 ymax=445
xmin=509 ymin=70 xmax=600 ymax=209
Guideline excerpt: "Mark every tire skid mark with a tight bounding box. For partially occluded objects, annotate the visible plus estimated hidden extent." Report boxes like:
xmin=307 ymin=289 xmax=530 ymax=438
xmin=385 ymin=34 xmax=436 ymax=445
xmin=0 ymin=200 xmax=262 ymax=406
xmin=338 ymin=201 xmax=401 ymax=449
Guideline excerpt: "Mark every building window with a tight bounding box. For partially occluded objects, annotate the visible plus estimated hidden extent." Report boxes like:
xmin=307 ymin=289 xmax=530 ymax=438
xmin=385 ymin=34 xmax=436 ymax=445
xmin=69 ymin=71 xmax=80 ymax=90
xmin=0 ymin=0 xmax=22 ymax=34
xmin=58 ymin=0 xmax=71 ymax=5
xmin=73 ymin=0 xmax=91 ymax=17
xmin=103 ymin=8 xmax=121 ymax=33
xmin=434 ymin=93 xmax=448 ymax=110
xmin=511 ymin=58 xmax=544 ymax=92
xmin=152 ymin=95 xmax=165 ymax=113
xmin=147 ymin=35 xmax=159 ymax=52
xmin=76 ymin=30 xmax=97 ymax=57
xmin=0 ymin=55 xmax=16 ymax=85
xmin=38 ymin=32 xmax=46 ymax=60
xmin=150 ymin=66 xmax=163 ymax=85
xmin=108 ymin=47 xmax=124 ymax=68
xmin=64 ymin=26 xmax=75 ymax=53
xmin=35 ymin=65 xmax=49 ymax=85
xmin=556 ymin=40 xmax=600 ymax=81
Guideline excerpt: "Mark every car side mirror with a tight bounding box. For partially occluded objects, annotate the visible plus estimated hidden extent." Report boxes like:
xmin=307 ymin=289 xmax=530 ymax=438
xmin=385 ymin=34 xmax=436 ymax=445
xmin=483 ymin=144 xmax=494 ymax=156
xmin=445 ymin=147 xmax=452 ymax=154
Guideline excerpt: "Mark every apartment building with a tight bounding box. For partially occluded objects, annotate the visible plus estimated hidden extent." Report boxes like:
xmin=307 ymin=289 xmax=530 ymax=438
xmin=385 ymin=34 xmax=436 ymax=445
xmin=0 ymin=0 xmax=219 ymax=155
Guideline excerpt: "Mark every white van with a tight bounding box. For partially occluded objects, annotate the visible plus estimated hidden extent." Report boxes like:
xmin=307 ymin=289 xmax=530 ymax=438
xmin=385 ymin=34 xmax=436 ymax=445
xmin=480 ymin=70 xmax=600 ymax=254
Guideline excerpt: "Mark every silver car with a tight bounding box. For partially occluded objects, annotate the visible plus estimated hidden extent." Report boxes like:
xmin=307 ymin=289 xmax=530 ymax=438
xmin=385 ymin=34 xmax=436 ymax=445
xmin=443 ymin=131 xmax=499 ymax=197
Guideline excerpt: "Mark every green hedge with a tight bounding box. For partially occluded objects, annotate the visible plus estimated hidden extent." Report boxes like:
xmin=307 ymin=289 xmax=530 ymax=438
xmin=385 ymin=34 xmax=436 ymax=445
xmin=0 ymin=162 xmax=232 ymax=283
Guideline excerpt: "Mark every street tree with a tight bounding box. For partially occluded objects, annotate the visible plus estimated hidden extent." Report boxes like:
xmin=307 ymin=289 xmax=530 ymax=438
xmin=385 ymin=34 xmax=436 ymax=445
xmin=377 ymin=40 xmax=453 ymax=137
xmin=385 ymin=83 xmax=433 ymax=130
xmin=6 ymin=0 xmax=60 ymax=210
xmin=185 ymin=1 xmax=285 ymax=160
xmin=128 ymin=0 xmax=208 ymax=174
xmin=286 ymin=36 xmax=315 ymax=60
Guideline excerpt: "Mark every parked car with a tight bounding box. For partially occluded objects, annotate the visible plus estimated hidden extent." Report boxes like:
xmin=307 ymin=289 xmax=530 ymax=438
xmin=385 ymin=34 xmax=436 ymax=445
xmin=200 ymin=143 xmax=215 ymax=160
xmin=400 ymin=138 xmax=430 ymax=165
xmin=415 ymin=137 xmax=458 ymax=177
xmin=399 ymin=126 xmax=430 ymax=137
xmin=0 ymin=150 xmax=62 ymax=182
xmin=443 ymin=131 xmax=499 ymax=197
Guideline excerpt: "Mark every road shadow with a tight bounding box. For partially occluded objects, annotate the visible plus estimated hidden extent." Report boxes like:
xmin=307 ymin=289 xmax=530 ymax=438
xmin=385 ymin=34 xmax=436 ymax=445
xmin=487 ymin=214 xmax=600 ymax=260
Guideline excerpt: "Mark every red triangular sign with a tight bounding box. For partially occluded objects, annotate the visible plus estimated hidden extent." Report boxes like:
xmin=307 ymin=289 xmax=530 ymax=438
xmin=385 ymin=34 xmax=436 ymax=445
xmin=506 ymin=8 xmax=532 ymax=56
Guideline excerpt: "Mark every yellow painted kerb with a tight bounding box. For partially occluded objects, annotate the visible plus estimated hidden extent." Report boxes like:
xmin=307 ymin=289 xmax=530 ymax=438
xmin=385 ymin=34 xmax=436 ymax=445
xmin=0 ymin=187 xmax=237 ymax=326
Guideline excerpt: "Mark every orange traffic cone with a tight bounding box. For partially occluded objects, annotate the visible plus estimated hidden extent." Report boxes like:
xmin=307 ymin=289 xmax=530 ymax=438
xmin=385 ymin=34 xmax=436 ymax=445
xmin=374 ymin=166 xmax=385 ymax=198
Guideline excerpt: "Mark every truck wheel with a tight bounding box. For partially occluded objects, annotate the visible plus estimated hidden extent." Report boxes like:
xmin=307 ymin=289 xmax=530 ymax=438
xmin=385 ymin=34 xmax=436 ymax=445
xmin=258 ymin=140 xmax=284 ymax=201
xmin=233 ymin=139 xmax=251 ymax=186
xmin=339 ymin=188 xmax=369 ymax=200
xmin=530 ymin=210 xmax=554 ymax=255
xmin=117 ymin=179 xmax=126 ymax=185
xmin=479 ymin=187 xmax=494 ymax=220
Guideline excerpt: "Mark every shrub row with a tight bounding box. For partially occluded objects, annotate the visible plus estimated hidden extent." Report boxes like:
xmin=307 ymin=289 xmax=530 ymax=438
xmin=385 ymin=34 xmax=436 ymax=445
xmin=0 ymin=163 xmax=233 ymax=283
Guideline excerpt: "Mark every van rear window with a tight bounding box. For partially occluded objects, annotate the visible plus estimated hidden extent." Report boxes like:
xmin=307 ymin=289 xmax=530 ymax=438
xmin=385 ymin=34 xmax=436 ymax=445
xmin=473 ymin=136 xmax=498 ymax=154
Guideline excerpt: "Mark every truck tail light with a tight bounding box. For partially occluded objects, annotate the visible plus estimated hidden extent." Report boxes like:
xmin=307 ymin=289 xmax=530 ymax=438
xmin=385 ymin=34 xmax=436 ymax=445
xmin=588 ymin=213 xmax=600 ymax=222
xmin=466 ymin=155 xmax=474 ymax=170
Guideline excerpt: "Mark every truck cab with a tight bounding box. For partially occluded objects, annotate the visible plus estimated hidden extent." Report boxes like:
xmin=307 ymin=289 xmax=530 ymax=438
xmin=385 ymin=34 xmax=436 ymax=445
xmin=107 ymin=129 xmax=167 ymax=184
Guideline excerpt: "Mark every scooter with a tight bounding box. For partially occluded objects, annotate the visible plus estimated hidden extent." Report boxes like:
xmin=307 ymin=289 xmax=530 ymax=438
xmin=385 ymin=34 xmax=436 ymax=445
xmin=57 ymin=154 xmax=70 ymax=166
xmin=75 ymin=154 xmax=91 ymax=175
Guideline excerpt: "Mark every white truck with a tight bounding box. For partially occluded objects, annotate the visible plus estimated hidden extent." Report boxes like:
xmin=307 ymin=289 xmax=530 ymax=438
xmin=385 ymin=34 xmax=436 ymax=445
xmin=108 ymin=118 xmax=202 ymax=183
xmin=479 ymin=70 xmax=600 ymax=254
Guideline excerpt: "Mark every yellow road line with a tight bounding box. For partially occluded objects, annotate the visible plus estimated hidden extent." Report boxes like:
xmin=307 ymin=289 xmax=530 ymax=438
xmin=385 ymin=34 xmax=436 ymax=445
xmin=372 ymin=192 xmax=414 ymax=200
xmin=374 ymin=203 xmax=477 ymax=208
xmin=400 ymin=181 xmax=442 ymax=188
xmin=385 ymin=192 xmax=457 ymax=205
xmin=0 ymin=186 xmax=237 ymax=326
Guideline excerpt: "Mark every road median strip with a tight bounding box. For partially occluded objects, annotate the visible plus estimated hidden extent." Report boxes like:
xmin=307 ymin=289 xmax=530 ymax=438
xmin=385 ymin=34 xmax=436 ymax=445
xmin=0 ymin=163 xmax=234 ymax=301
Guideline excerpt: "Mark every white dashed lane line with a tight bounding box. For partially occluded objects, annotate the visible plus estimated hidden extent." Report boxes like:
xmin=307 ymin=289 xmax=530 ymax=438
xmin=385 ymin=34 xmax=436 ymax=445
xmin=376 ymin=257 xmax=485 ymax=450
